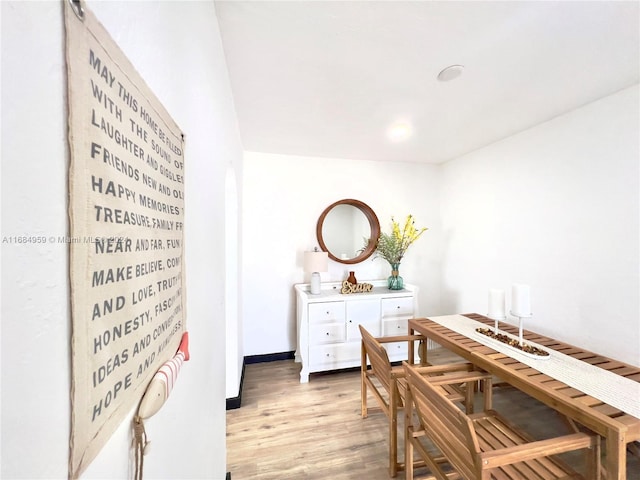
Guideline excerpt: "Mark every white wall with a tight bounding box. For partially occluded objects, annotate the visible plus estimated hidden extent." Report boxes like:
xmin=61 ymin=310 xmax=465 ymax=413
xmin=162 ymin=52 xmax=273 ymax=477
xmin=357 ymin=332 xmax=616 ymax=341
xmin=242 ymin=152 xmax=441 ymax=356
xmin=440 ymin=85 xmax=639 ymax=366
xmin=225 ymin=167 xmax=243 ymax=399
xmin=1 ymin=1 xmax=243 ymax=478
xmin=1 ymin=3 xmax=71 ymax=477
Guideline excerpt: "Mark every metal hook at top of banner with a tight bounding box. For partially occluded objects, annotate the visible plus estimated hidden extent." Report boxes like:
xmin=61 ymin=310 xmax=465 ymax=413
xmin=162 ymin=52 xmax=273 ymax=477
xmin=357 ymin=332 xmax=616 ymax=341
xmin=68 ymin=0 xmax=85 ymax=21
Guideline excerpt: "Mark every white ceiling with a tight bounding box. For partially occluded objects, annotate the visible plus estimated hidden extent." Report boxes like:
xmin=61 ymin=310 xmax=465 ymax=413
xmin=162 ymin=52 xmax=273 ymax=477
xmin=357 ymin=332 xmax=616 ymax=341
xmin=215 ymin=1 xmax=639 ymax=164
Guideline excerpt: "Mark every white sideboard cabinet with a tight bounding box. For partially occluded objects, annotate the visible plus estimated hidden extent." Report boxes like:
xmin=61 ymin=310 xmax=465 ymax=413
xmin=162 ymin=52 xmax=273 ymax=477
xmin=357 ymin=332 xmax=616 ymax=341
xmin=294 ymin=280 xmax=418 ymax=383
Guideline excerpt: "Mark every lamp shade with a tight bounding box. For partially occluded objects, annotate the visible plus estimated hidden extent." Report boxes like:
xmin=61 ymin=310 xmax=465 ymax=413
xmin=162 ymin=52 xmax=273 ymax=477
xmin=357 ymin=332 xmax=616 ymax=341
xmin=304 ymin=250 xmax=328 ymax=273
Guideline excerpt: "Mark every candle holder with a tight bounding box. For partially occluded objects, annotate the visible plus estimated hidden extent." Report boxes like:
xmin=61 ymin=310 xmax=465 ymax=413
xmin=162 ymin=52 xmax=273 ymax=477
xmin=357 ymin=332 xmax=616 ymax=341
xmin=510 ymin=311 xmax=532 ymax=345
xmin=487 ymin=314 xmax=506 ymax=334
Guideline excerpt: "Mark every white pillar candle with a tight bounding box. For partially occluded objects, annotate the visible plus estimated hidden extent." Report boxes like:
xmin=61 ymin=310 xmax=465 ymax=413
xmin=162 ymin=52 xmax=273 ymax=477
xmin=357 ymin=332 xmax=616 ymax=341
xmin=512 ymin=284 xmax=531 ymax=316
xmin=488 ymin=289 xmax=505 ymax=319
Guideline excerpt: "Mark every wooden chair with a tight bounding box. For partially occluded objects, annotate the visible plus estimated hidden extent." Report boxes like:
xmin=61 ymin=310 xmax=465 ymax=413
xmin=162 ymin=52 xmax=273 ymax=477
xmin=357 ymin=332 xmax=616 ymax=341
xmin=403 ymin=361 xmax=601 ymax=480
xmin=359 ymin=325 xmax=493 ymax=477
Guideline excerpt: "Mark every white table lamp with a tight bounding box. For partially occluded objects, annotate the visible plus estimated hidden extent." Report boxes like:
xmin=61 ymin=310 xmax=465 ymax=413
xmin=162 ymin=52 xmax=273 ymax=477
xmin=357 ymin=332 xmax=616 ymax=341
xmin=304 ymin=250 xmax=328 ymax=295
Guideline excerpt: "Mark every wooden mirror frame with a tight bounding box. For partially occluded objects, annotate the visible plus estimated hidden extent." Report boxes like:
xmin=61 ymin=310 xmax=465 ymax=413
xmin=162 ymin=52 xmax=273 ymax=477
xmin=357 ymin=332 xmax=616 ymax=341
xmin=316 ymin=199 xmax=380 ymax=265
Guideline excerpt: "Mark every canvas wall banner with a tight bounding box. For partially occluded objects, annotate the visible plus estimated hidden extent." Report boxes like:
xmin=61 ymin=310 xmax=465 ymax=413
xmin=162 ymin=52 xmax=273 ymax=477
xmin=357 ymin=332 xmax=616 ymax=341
xmin=65 ymin=2 xmax=186 ymax=476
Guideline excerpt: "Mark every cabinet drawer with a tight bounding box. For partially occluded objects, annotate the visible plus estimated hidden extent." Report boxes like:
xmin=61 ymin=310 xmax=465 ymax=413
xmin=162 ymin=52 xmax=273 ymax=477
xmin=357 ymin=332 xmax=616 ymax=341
xmin=346 ymin=317 xmax=380 ymax=341
xmin=309 ymin=323 xmax=345 ymax=344
xmin=383 ymin=318 xmax=408 ymax=336
xmin=309 ymin=302 xmax=345 ymax=324
xmin=346 ymin=299 xmax=381 ymax=340
xmin=385 ymin=341 xmax=408 ymax=360
xmin=385 ymin=342 xmax=422 ymax=363
xmin=346 ymin=299 xmax=380 ymax=322
xmin=381 ymin=297 xmax=414 ymax=317
xmin=309 ymin=343 xmax=361 ymax=367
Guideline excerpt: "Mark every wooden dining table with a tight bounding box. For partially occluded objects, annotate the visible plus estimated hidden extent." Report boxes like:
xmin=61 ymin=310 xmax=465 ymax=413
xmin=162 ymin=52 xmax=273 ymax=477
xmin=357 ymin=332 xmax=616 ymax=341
xmin=409 ymin=313 xmax=640 ymax=480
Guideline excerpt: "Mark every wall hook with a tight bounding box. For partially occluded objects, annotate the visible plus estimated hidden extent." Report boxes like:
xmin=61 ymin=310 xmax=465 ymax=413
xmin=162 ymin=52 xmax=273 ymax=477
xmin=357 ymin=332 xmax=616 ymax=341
xmin=68 ymin=0 xmax=84 ymax=21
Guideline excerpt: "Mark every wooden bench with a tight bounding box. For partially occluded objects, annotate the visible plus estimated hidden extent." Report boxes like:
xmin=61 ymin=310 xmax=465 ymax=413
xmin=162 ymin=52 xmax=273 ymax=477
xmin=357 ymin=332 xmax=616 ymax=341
xmin=359 ymin=325 xmax=493 ymax=477
xmin=403 ymin=361 xmax=601 ymax=480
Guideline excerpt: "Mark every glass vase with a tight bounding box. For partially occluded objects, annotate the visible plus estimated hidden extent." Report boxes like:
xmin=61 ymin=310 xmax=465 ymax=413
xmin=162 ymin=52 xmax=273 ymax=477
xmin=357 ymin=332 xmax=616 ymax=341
xmin=387 ymin=263 xmax=404 ymax=290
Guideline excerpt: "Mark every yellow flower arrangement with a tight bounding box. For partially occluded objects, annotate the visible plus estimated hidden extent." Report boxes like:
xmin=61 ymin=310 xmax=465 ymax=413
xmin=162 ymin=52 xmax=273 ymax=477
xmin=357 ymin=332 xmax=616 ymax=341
xmin=375 ymin=215 xmax=427 ymax=265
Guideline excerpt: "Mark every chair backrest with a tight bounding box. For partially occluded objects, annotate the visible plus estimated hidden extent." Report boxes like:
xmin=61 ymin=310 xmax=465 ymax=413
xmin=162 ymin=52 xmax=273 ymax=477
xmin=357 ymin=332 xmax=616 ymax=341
xmin=359 ymin=325 xmax=393 ymax=394
xmin=404 ymin=363 xmax=480 ymax=479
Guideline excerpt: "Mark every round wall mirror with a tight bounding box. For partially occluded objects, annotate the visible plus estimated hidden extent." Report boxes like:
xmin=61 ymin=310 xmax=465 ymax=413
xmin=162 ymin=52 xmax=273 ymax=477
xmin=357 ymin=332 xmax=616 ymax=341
xmin=316 ymin=199 xmax=380 ymax=264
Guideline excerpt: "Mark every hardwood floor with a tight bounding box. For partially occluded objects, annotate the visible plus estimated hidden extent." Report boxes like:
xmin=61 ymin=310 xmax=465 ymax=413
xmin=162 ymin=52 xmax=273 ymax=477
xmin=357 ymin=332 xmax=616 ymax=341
xmin=226 ymin=350 xmax=640 ymax=479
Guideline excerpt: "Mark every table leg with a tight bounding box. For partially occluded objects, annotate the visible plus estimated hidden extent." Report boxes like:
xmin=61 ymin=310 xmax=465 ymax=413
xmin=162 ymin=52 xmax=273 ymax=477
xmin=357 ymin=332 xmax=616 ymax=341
xmin=411 ymin=326 xmax=428 ymax=366
xmin=408 ymin=335 xmax=415 ymax=366
xmin=605 ymin=429 xmax=625 ymax=480
xmin=419 ymin=339 xmax=428 ymax=366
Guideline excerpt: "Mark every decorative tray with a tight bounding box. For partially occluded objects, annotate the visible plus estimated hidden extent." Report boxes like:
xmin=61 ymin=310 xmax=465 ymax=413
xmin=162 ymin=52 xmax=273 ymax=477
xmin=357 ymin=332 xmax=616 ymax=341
xmin=475 ymin=327 xmax=550 ymax=360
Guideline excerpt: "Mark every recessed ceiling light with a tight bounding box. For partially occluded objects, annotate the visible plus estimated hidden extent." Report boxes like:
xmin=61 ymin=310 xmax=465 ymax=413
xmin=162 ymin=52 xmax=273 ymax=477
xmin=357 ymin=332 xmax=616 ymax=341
xmin=437 ymin=64 xmax=464 ymax=82
xmin=387 ymin=122 xmax=413 ymax=141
